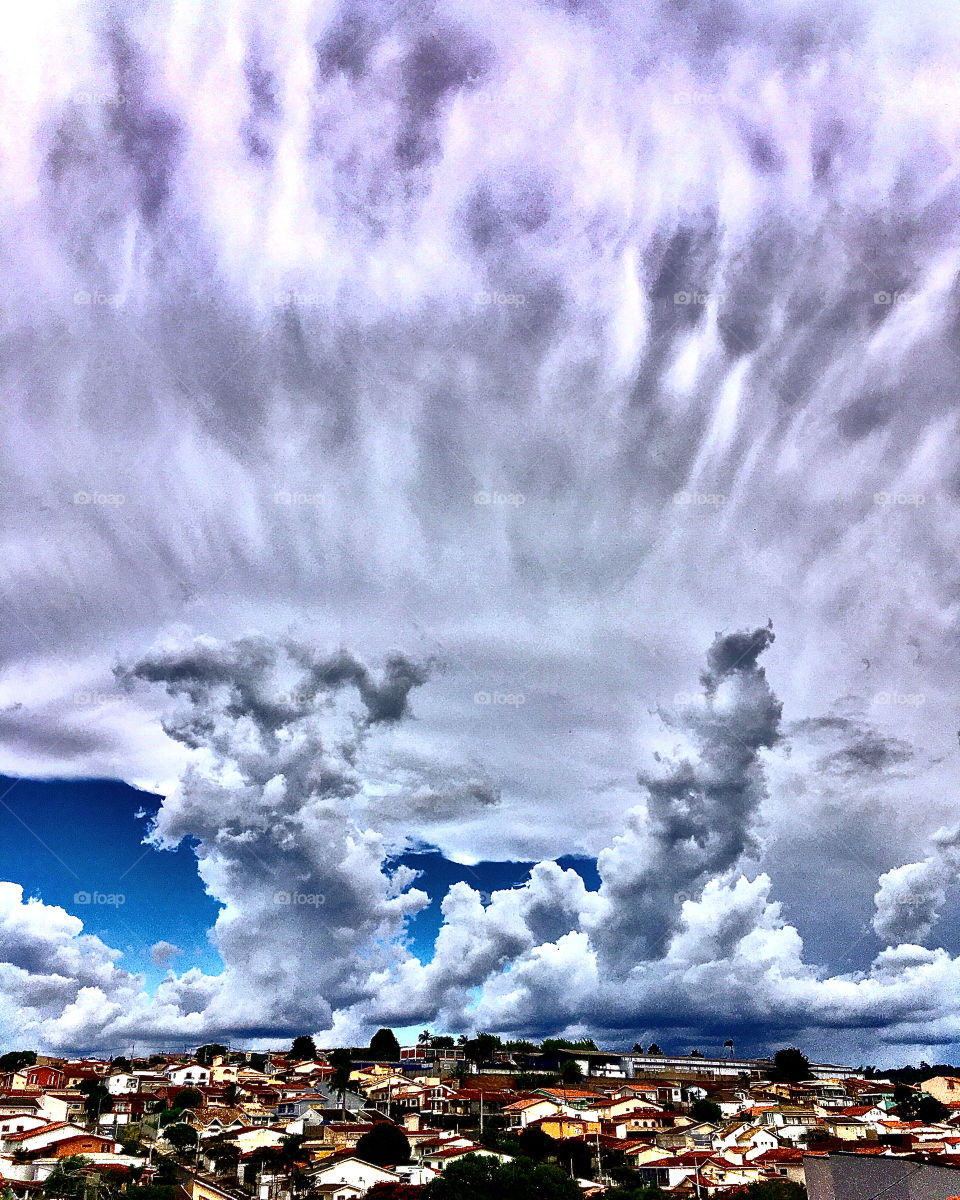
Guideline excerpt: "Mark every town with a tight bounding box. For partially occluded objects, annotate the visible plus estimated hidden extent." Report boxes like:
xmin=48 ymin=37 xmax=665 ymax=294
xmin=2 ymin=1035 xmax=960 ymax=1199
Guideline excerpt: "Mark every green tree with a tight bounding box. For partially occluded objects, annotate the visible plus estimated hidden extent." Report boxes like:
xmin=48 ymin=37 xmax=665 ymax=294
xmin=207 ymin=1142 xmax=240 ymax=1174
xmin=647 ymin=1044 xmax=662 ymax=1055
xmin=894 ymin=1083 xmax=948 ymax=1122
xmin=690 ymin=1098 xmax=723 ymax=1125
xmin=604 ymin=1186 xmax=668 ymax=1200
xmin=422 ymin=1154 xmax=579 ymax=1200
xmin=110 ymin=1057 xmax=132 ymax=1072
xmin=0 ymin=1051 xmax=37 ymax=1072
xmin=329 ymin=1051 xmax=353 ymax=1120
xmin=558 ymin=1059 xmax=583 ymax=1082
xmin=541 ymin=1038 xmax=598 ymax=1053
xmin=432 ymin=1036 xmax=455 ymax=1049
xmin=78 ymin=1079 xmax=113 ymax=1123
xmin=356 ymin=1123 xmax=411 ymax=1167
xmin=289 ymin=1035 xmax=317 ymax=1061
xmin=163 ymin=1123 xmax=199 ymax=1157
xmin=462 ymin=1033 xmax=502 ymax=1066
xmin=248 ymin=1052 xmax=267 ymax=1071
xmin=369 ymin=1029 xmax=402 ymax=1061
xmin=771 ymin=1048 xmax=812 ymax=1083
xmin=42 ymin=1156 xmax=93 ymax=1200
xmin=174 ymin=1087 xmax=204 ymax=1111
xmin=518 ymin=1126 xmax=557 ymax=1161
xmin=742 ymin=1183 xmax=807 ymax=1199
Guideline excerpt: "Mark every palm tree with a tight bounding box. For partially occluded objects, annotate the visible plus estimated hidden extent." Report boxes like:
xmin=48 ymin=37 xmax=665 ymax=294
xmin=418 ymin=1029 xmax=432 ymax=1047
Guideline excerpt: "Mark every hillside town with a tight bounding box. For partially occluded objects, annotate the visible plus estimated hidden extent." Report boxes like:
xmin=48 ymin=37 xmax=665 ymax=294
xmin=3 ymin=1036 xmax=960 ymax=1199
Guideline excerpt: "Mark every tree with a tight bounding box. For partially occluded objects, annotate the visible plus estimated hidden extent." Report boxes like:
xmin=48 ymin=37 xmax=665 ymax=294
xmin=462 ymin=1033 xmax=501 ymax=1066
xmin=196 ymin=1044 xmax=228 ymax=1066
xmin=604 ymin=1186 xmax=668 ymax=1200
xmin=557 ymin=1059 xmax=583 ymax=1100
xmin=42 ymin=1157 xmax=93 ymax=1200
xmin=163 ymin=1123 xmax=199 ymax=1157
xmin=207 ymin=1143 xmax=240 ymax=1174
xmin=329 ymin=1051 xmax=353 ymax=1120
xmin=647 ymin=1044 xmax=662 ymax=1055
xmin=356 ymin=1123 xmax=411 ymax=1167
xmin=741 ymin=1183 xmax=807 ymax=1199
xmin=369 ymin=1029 xmax=402 ymax=1061
xmin=366 ymin=1185 xmax=424 ymax=1200
xmin=894 ymin=1083 xmax=948 ymax=1123
xmin=0 ymin=1051 xmax=36 ymax=1072
xmin=432 ymin=1036 xmax=455 ymax=1049
xmin=518 ymin=1126 xmax=557 ymax=1161
xmin=289 ymin=1035 xmax=317 ymax=1061
xmin=111 ymin=1056 xmax=132 ymax=1072
xmin=422 ymin=1154 xmax=579 ymax=1200
xmin=691 ymin=1098 xmax=723 ymax=1125
xmin=248 ymin=1052 xmax=267 ymax=1072
xmin=418 ymin=1029 xmax=432 ymax=1046
xmin=771 ymin=1048 xmax=812 ymax=1083
xmin=724 ymin=1039 xmax=735 ymax=1058
xmin=174 ymin=1087 xmax=204 ymax=1111
xmin=78 ymin=1079 xmax=113 ymax=1123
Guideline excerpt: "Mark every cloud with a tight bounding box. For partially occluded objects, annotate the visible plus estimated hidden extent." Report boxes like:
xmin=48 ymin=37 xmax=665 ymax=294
xmin=873 ymin=826 xmax=960 ymax=946
xmin=589 ymin=624 xmax=782 ymax=966
xmin=149 ymin=940 xmax=182 ymax=969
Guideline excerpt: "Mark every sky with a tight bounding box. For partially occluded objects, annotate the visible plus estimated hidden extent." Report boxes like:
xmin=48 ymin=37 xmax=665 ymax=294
xmin=1 ymin=0 xmax=960 ymax=1065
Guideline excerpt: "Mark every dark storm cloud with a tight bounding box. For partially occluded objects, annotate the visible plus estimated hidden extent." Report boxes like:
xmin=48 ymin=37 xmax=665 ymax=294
xmin=791 ymin=713 xmax=914 ymax=778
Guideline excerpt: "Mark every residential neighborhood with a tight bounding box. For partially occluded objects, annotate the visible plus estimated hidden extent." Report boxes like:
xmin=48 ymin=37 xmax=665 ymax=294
xmin=4 ymin=1036 xmax=960 ymax=1199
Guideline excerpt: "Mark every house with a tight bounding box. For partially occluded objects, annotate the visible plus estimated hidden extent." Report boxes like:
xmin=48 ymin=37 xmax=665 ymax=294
xmin=166 ymin=1064 xmax=212 ymax=1088
xmin=311 ymin=1157 xmax=400 ymax=1192
xmin=0 ymin=1115 xmax=47 ymax=1139
xmin=924 ymin=1078 xmax=960 ymax=1106
xmin=19 ymin=1068 xmax=64 ymax=1091
xmin=2 ymin=1123 xmax=117 ymax=1158
xmin=504 ymin=1097 xmax=563 ymax=1129
xmin=106 ymin=1073 xmax=140 ymax=1096
xmin=750 ymin=1147 xmax=806 ymax=1184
